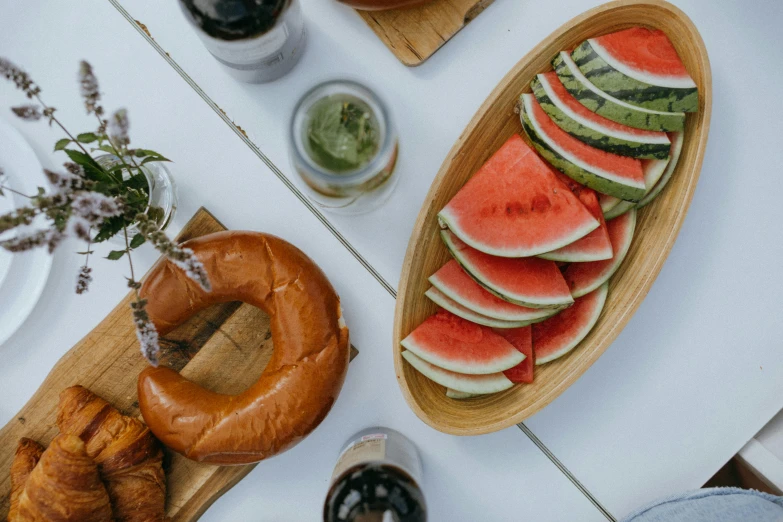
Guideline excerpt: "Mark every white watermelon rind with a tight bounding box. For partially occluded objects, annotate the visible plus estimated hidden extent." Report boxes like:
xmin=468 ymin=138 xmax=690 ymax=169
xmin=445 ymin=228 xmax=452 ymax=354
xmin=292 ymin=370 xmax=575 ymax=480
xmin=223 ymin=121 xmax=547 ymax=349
xmin=520 ymin=93 xmax=647 ymax=202
xmin=402 ymin=351 xmax=515 ymax=394
xmin=535 ymin=283 xmax=609 ymax=365
xmin=441 ymin=229 xmax=574 ymax=310
xmin=568 ymin=209 xmax=637 ymax=298
xmin=637 ymin=131 xmax=685 ymax=208
xmin=446 ymin=388 xmax=481 ymax=399
xmin=438 ymin=204 xmax=598 ymax=259
xmin=603 ymin=199 xmax=636 ymax=221
xmin=424 ymin=287 xmax=538 ymax=329
xmin=428 ymin=271 xmax=556 ymax=323
xmin=599 ymin=194 xmax=622 ymax=215
xmin=553 ymin=52 xmax=686 ymax=132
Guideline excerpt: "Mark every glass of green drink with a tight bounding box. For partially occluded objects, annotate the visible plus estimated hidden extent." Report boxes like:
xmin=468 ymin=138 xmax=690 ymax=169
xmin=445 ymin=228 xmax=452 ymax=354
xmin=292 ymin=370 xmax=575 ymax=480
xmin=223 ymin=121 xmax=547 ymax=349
xmin=290 ymin=80 xmax=399 ymax=214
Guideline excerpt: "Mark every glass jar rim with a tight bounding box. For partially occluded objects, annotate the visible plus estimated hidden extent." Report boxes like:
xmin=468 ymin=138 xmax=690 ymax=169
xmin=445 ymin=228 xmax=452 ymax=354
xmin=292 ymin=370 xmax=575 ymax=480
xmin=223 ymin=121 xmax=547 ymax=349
xmin=289 ymin=79 xmax=396 ymax=186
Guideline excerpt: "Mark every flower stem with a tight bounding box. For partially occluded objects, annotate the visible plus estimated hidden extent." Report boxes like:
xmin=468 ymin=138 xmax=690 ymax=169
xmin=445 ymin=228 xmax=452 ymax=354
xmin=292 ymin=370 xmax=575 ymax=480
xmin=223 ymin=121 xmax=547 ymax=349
xmin=0 ymin=185 xmax=33 ymax=199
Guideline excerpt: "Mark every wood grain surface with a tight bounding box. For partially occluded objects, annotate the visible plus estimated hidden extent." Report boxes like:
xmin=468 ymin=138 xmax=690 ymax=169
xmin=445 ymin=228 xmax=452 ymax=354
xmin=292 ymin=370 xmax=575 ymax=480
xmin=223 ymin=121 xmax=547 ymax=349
xmin=0 ymin=208 xmax=358 ymax=521
xmin=393 ymin=0 xmax=712 ymax=435
xmin=358 ymin=0 xmax=494 ymax=66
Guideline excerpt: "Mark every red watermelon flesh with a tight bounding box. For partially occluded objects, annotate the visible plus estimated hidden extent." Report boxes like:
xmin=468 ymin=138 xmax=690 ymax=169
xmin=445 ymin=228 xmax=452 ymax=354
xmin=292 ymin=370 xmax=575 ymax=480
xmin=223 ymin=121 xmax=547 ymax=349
xmin=400 ymin=309 xmax=526 ymax=374
xmin=438 ymin=134 xmax=599 ymax=257
xmin=591 ymin=28 xmax=695 ymax=85
xmin=539 ymin=174 xmax=613 ymax=262
xmin=526 ymin=95 xmax=646 ymax=192
xmin=564 ymin=209 xmax=637 ymax=298
xmin=429 ymin=260 xmax=555 ymax=323
xmin=539 ymin=71 xmax=668 ymax=140
xmin=441 ymin=229 xmax=574 ymax=309
xmin=533 ymin=283 xmax=608 ymax=364
xmin=496 ymin=326 xmax=535 ymax=383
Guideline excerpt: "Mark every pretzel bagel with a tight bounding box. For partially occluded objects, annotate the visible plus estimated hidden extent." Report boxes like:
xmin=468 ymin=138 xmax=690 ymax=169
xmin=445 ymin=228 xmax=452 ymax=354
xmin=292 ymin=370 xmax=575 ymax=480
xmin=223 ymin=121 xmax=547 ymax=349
xmin=137 ymin=231 xmax=350 ymax=465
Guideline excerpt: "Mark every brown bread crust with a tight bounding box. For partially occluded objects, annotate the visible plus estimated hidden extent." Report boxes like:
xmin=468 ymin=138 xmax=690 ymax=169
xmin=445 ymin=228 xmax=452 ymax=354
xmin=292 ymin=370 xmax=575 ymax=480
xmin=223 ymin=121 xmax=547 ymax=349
xmin=137 ymin=231 xmax=350 ymax=465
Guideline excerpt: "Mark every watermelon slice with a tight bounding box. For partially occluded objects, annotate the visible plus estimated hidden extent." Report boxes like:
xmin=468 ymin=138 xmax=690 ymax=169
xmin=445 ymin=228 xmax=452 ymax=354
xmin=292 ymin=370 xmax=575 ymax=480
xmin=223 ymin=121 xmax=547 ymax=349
xmin=429 ymin=260 xmax=555 ymax=323
xmin=425 ymin=287 xmax=537 ymax=329
xmin=563 ymin=209 xmax=637 ymax=298
xmin=539 ymin=177 xmax=612 ymax=262
xmin=402 ymin=351 xmax=515 ymax=395
xmin=603 ymin=156 xmax=670 ymax=219
xmin=520 ymin=93 xmax=647 ymax=202
xmin=438 ymin=134 xmax=599 ymax=258
xmin=599 ymin=194 xmax=622 ymax=214
xmin=572 ymin=28 xmax=698 ymax=113
xmin=400 ymin=310 xmax=526 ymax=374
xmin=533 ymin=283 xmax=608 ymax=364
xmin=638 ymin=131 xmax=685 ymax=208
xmin=531 ymin=72 xmax=671 ymax=159
xmin=441 ymin=229 xmax=574 ymax=309
xmin=553 ymin=52 xmax=685 ymax=132
xmin=496 ymin=327 xmax=535 ymax=383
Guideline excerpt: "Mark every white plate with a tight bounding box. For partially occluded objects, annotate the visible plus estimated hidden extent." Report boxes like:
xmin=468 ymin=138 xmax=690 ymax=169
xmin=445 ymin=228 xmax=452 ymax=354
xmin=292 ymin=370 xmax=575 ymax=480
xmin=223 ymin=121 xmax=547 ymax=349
xmin=0 ymin=120 xmax=53 ymax=347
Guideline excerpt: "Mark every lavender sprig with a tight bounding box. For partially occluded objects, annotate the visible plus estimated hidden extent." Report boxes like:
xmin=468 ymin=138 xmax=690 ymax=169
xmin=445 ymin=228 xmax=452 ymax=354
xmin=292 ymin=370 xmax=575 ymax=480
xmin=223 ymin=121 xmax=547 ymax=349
xmin=136 ymin=213 xmax=211 ymax=292
xmin=76 ymin=265 xmax=92 ymax=294
xmin=131 ymin=298 xmax=160 ymax=366
xmin=11 ymin=105 xmax=42 ymax=121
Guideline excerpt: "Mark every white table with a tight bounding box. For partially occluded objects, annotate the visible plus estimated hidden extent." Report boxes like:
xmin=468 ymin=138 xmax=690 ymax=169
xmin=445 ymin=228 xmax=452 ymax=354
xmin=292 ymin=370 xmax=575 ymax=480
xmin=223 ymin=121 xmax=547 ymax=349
xmin=1 ymin=0 xmax=782 ymax=520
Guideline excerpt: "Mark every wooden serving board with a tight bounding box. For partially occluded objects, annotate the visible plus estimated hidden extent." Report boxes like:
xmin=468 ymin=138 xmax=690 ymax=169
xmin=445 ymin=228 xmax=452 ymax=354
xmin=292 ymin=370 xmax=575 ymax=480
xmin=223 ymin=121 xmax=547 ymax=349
xmin=394 ymin=0 xmax=712 ymax=435
xmin=0 ymin=208 xmax=358 ymax=521
xmin=358 ymin=0 xmax=494 ymax=66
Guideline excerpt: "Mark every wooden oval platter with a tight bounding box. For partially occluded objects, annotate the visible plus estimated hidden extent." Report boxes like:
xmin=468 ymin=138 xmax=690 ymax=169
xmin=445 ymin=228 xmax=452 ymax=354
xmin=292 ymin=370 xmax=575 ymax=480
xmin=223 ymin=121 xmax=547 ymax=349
xmin=393 ymin=0 xmax=712 ymax=435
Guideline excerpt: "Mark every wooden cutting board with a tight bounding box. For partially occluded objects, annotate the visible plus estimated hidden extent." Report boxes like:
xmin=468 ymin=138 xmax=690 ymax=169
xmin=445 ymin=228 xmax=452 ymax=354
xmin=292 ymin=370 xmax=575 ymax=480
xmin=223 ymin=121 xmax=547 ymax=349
xmin=358 ymin=0 xmax=494 ymax=66
xmin=0 ymin=208 xmax=358 ymax=521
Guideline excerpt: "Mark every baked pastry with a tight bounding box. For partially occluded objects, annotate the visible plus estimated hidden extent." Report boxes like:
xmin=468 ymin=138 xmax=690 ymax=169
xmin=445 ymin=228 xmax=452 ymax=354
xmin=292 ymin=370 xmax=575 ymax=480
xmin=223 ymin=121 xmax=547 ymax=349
xmin=137 ymin=231 xmax=350 ymax=465
xmin=8 ymin=438 xmax=44 ymax=520
xmin=57 ymin=386 xmax=166 ymax=522
xmin=13 ymin=434 xmax=113 ymax=521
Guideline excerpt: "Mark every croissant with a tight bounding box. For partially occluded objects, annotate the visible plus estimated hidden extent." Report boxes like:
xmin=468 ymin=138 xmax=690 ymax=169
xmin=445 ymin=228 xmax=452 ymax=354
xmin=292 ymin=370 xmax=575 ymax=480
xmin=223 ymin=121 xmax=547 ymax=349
xmin=13 ymin=434 xmax=113 ymax=521
xmin=57 ymin=386 xmax=167 ymax=522
xmin=8 ymin=438 xmax=44 ymax=520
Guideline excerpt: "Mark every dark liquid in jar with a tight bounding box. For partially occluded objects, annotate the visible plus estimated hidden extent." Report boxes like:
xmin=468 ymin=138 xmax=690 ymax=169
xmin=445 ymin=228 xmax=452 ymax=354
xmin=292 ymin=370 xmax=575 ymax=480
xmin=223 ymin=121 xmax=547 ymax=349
xmin=324 ymin=463 xmax=427 ymax=522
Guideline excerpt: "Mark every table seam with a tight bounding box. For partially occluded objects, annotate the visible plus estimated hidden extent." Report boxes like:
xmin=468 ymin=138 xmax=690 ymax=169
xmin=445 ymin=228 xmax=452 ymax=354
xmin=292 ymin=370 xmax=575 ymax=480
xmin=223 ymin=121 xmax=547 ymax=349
xmin=106 ymin=2 xmax=616 ymax=520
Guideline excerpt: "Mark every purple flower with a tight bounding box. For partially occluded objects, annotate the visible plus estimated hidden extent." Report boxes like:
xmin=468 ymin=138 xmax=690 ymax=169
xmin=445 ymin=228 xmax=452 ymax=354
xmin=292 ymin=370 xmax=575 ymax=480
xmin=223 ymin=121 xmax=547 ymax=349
xmin=78 ymin=61 xmax=102 ymax=116
xmin=131 ymin=299 xmax=161 ymax=366
xmin=76 ymin=265 xmax=92 ymax=294
xmin=70 ymin=192 xmax=122 ymax=223
xmin=108 ymin=108 xmax=130 ymax=148
xmin=11 ymin=104 xmax=42 ymax=121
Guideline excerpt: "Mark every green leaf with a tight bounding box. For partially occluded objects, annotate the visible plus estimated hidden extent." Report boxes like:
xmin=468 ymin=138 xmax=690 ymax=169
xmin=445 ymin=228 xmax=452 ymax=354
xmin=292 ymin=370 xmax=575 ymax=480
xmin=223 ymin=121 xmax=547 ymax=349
xmin=106 ymin=249 xmax=126 ymax=260
xmin=123 ymin=172 xmax=148 ymax=191
xmin=130 ymin=233 xmax=146 ymax=249
xmin=76 ymin=250 xmax=95 ymax=255
xmin=64 ymin=149 xmax=112 ymax=184
xmin=92 ymin=144 xmax=117 ymax=155
xmin=54 ymin=138 xmax=71 ymax=151
xmin=76 ymin=132 xmax=99 ymax=143
xmin=93 ymin=215 xmax=126 ymax=242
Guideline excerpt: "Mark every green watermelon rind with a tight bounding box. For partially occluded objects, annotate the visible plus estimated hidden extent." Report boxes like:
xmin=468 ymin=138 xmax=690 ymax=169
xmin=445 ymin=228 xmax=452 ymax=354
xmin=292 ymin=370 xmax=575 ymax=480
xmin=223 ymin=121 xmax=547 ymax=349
xmin=446 ymin=388 xmax=481 ymax=399
xmin=637 ymin=131 xmax=685 ymax=208
xmin=603 ymin=199 xmax=635 ymax=220
xmin=520 ymin=94 xmax=647 ymax=202
xmin=402 ymin=351 xmax=515 ymax=394
xmin=530 ymin=75 xmax=671 ymax=159
xmin=441 ymin=229 xmax=574 ymax=310
xmin=425 ymin=287 xmax=540 ymax=329
xmin=535 ymin=283 xmax=609 ymax=365
xmin=553 ymin=52 xmax=685 ymax=132
xmin=572 ymin=39 xmax=698 ymax=114
xmin=428 ymin=271 xmax=555 ymax=323
xmin=566 ymin=209 xmax=637 ymax=298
